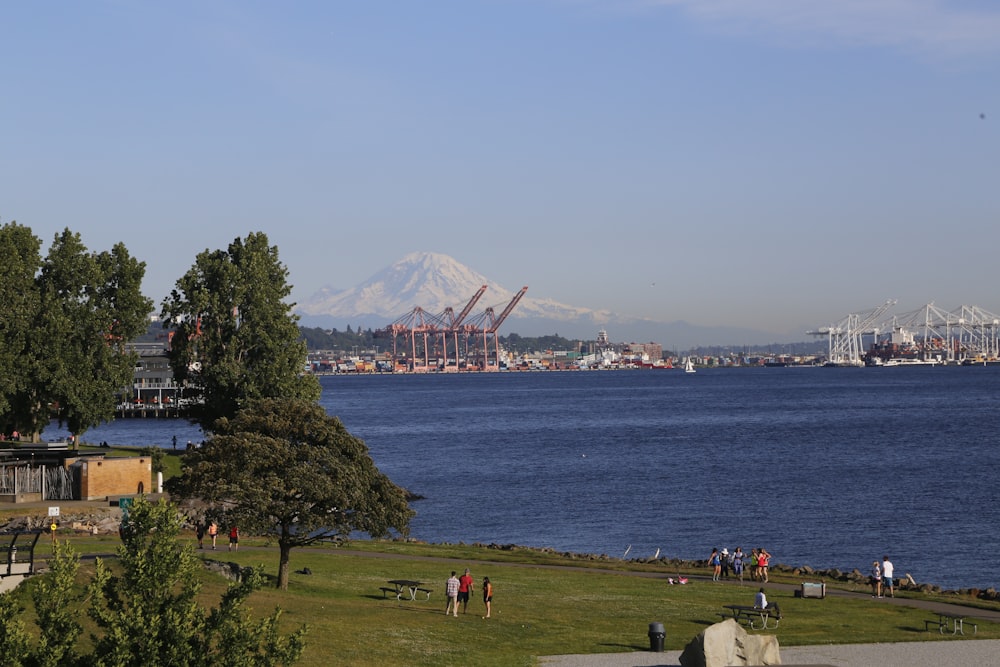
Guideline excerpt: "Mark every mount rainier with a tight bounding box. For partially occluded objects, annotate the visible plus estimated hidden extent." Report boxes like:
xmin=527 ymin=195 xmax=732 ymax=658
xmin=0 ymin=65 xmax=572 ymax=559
xmin=296 ymin=252 xmax=795 ymax=346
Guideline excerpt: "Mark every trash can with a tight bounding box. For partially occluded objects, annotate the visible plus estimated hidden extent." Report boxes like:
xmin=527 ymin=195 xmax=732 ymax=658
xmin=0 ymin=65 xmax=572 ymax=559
xmin=648 ymin=622 xmax=665 ymax=652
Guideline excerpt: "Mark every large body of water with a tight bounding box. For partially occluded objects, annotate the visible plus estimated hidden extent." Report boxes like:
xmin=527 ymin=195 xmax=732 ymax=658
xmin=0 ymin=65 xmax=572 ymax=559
xmin=48 ymin=366 xmax=1000 ymax=591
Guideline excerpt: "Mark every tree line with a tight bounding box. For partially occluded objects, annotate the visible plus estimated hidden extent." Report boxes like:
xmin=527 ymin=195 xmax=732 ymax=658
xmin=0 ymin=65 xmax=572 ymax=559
xmin=1 ymin=223 xmax=413 ymax=664
xmin=0 ymin=223 xmax=152 ymax=442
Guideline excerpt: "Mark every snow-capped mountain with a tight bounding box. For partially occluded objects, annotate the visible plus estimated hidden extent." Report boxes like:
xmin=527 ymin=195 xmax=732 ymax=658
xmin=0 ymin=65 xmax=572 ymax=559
xmin=296 ymin=252 xmax=798 ymax=346
xmin=297 ymin=251 xmax=611 ymax=329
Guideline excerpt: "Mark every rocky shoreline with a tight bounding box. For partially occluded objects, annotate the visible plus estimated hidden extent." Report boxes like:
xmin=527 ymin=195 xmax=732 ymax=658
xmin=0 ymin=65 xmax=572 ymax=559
xmin=4 ymin=508 xmax=996 ymax=602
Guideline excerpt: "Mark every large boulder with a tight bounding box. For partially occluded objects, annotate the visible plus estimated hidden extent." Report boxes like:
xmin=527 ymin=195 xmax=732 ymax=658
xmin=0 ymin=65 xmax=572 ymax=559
xmin=679 ymin=619 xmax=780 ymax=667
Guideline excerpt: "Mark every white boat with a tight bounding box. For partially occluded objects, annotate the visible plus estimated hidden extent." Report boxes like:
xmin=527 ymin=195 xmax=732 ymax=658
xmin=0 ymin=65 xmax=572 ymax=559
xmin=684 ymin=358 xmax=696 ymax=373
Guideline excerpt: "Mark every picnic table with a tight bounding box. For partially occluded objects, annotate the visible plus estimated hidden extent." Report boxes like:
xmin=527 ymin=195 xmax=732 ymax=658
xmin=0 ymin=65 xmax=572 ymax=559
xmin=925 ymin=612 xmax=977 ymax=635
xmin=722 ymin=604 xmax=779 ymax=630
xmin=381 ymin=579 xmax=432 ymax=602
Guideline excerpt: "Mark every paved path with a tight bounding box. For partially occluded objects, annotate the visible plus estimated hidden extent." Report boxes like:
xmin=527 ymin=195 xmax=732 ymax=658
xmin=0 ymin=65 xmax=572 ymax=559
xmin=539 ymin=639 xmax=1000 ymax=667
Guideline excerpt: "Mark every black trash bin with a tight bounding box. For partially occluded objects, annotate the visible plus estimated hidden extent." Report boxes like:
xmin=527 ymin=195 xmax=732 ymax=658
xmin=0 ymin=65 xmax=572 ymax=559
xmin=648 ymin=622 xmax=665 ymax=652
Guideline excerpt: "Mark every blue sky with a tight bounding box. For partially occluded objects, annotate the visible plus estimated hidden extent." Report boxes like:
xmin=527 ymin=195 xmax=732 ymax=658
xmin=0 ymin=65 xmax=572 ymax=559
xmin=3 ymin=1 xmax=998 ymax=337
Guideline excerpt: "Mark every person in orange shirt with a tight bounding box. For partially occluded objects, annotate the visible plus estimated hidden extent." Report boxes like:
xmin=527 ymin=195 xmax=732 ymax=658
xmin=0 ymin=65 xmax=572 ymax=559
xmin=482 ymin=577 xmax=493 ymax=619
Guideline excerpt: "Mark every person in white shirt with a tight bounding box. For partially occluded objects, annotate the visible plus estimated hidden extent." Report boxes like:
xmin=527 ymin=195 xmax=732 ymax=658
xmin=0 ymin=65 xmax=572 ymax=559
xmin=754 ymin=587 xmax=781 ymax=619
xmin=881 ymin=556 xmax=895 ymax=598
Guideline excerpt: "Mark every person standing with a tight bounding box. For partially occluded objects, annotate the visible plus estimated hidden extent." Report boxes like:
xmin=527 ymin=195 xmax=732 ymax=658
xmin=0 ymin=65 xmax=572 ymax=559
xmin=758 ymin=548 xmax=771 ymax=583
xmin=754 ymin=587 xmax=782 ymax=620
xmin=458 ymin=568 xmax=474 ymax=614
xmin=208 ymin=521 xmax=218 ymax=549
xmin=733 ymin=547 xmax=745 ymax=584
xmin=709 ymin=548 xmax=721 ymax=581
xmin=228 ymin=524 xmax=239 ymax=552
xmin=882 ymin=555 xmax=895 ymax=598
xmin=445 ymin=571 xmax=460 ymax=617
xmin=871 ymin=560 xmax=882 ymax=598
xmin=482 ymin=576 xmax=493 ymax=619
xmin=721 ymin=548 xmax=731 ymax=579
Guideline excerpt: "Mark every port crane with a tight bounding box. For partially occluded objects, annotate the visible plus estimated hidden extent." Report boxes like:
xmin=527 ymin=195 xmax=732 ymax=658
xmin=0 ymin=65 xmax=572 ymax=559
xmin=868 ymin=303 xmax=1000 ymax=363
xmin=440 ymin=285 xmax=487 ymax=371
xmin=374 ymin=306 xmax=447 ymax=372
xmin=468 ymin=286 xmax=528 ymax=370
xmin=374 ymin=286 xmax=528 ymax=372
xmin=808 ymin=299 xmax=896 ymax=366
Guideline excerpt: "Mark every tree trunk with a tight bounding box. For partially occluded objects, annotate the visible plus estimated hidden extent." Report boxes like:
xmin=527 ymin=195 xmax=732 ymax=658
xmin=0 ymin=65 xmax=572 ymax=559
xmin=277 ymin=537 xmax=292 ymax=590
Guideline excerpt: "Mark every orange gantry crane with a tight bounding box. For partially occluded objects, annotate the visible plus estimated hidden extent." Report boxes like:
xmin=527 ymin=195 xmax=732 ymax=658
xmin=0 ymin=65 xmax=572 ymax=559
xmin=374 ymin=285 xmax=527 ymax=372
xmin=440 ymin=285 xmax=487 ymax=371
xmin=466 ymin=286 xmax=528 ymax=370
xmin=374 ymin=306 xmax=446 ymax=372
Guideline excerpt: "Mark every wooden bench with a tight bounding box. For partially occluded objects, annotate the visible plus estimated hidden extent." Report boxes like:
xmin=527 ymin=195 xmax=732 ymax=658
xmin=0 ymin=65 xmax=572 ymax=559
xmin=415 ymin=587 xmax=432 ymax=600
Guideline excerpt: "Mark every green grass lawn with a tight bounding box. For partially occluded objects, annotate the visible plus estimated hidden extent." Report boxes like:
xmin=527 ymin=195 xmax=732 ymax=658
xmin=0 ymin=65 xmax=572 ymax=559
xmin=19 ymin=535 xmax=995 ymax=667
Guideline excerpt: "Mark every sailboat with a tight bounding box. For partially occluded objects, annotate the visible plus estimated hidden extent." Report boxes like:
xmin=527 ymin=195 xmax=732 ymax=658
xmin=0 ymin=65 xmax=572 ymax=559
xmin=684 ymin=358 xmax=696 ymax=374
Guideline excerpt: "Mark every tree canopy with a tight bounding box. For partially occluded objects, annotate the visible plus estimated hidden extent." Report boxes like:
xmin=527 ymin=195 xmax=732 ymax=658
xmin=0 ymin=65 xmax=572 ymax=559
xmin=0 ymin=222 xmax=152 ymax=440
xmin=160 ymin=232 xmax=320 ymax=430
xmin=168 ymin=398 xmax=413 ymax=590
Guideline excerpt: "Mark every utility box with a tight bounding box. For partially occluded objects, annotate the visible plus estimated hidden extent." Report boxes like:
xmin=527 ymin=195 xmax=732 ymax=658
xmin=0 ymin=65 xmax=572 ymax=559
xmin=800 ymin=582 xmax=826 ymax=599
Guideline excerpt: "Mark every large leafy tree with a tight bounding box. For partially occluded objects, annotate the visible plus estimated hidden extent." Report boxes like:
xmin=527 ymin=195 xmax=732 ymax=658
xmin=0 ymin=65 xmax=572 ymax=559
xmin=160 ymin=232 xmax=320 ymax=430
xmin=0 ymin=223 xmax=152 ymax=441
xmin=0 ymin=222 xmax=41 ymax=426
xmin=169 ymin=398 xmax=414 ymax=590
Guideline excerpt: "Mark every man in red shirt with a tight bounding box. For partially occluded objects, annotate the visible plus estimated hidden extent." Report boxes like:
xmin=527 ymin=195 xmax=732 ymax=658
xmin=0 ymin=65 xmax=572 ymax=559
xmin=457 ymin=568 xmax=474 ymax=614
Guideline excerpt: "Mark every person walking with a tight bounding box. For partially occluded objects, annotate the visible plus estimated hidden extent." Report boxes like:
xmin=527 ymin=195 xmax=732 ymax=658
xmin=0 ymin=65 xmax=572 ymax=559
xmin=721 ymin=548 xmax=731 ymax=579
xmin=445 ymin=571 xmax=460 ymax=617
xmin=482 ymin=576 xmax=493 ymax=619
xmin=458 ymin=568 xmax=474 ymax=614
xmin=208 ymin=521 xmax=218 ymax=549
xmin=228 ymin=524 xmax=239 ymax=552
xmin=871 ymin=560 xmax=883 ymax=598
xmin=882 ymin=555 xmax=895 ymax=598
xmin=709 ymin=548 xmax=721 ymax=581
xmin=196 ymin=521 xmax=206 ymax=549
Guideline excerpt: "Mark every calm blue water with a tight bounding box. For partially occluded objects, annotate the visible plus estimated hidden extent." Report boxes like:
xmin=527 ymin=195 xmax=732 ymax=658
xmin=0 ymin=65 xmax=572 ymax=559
xmin=51 ymin=366 xmax=1000 ymax=591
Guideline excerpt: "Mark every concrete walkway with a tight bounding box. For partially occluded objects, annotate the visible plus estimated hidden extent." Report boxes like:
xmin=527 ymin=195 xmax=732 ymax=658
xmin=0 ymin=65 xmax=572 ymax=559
xmin=540 ymin=639 xmax=1000 ymax=667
